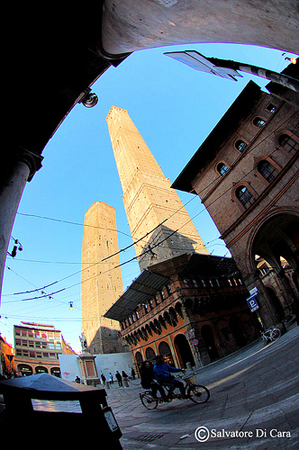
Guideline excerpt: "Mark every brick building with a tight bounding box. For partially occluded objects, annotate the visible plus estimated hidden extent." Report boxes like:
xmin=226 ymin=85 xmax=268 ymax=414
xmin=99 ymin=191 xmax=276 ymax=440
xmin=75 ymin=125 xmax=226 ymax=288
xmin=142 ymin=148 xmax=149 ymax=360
xmin=105 ymin=253 xmax=259 ymax=371
xmin=173 ymin=64 xmax=299 ymax=329
xmin=14 ymin=322 xmax=76 ymax=376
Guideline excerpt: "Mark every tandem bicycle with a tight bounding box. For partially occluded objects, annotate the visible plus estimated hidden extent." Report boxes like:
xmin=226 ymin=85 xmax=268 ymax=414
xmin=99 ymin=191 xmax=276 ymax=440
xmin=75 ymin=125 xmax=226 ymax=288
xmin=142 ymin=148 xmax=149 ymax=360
xmin=140 ymin=373 xmax=210 ymax=410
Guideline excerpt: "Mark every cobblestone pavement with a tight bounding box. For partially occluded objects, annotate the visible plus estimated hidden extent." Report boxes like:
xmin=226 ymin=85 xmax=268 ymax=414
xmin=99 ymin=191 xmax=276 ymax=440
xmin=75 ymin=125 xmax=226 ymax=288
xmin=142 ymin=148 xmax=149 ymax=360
xmin=106 ymin=327 xmax=299 ymax=449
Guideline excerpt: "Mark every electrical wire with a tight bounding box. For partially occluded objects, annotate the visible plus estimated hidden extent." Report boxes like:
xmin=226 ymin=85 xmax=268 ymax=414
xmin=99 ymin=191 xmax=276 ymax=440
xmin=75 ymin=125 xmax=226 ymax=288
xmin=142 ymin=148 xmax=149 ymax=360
xmin=4 ymin=104 xmax=298 ymax=303
xmin=7 ymin=197 xmax=196 ymax=297
xmin=16 ymin=212 xmax=132 ymax=238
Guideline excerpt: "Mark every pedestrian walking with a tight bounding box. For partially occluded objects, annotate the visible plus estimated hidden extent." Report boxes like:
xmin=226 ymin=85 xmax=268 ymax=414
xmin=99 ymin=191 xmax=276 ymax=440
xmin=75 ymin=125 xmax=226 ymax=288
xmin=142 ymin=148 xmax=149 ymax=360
xmin=115 ymin=371 xmax=122 ymax=387
xmin=108 ymin=372 xmax=113 ymax=384
xmin=101 ymin=373 xmax=106 ymax=385
xmin=122 ymin=370 xmax=129 ymax=387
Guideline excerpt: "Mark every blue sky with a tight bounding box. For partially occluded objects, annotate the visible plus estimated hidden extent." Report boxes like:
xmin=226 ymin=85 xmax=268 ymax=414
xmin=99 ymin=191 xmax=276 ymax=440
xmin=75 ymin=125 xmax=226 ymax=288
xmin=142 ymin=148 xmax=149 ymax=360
xmin=0 ymin=42 xmax=296 ymax=352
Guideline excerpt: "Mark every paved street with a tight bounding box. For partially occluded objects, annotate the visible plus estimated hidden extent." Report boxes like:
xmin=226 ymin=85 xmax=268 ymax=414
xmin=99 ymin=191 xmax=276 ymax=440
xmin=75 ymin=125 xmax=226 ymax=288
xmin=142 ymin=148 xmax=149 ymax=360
xmin=106 ymin=327 xmax=299 ymax=449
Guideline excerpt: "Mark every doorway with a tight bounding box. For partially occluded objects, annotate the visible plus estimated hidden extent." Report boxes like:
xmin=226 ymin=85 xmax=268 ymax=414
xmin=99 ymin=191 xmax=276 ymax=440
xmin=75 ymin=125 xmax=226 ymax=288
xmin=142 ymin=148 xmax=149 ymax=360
xmin=201 ymin=325 xmax=219 ymax=362
xmin=174 ymin=334 xmax=195 ymax=367
xmin=229 ymin=316 xmax=247 ymax=348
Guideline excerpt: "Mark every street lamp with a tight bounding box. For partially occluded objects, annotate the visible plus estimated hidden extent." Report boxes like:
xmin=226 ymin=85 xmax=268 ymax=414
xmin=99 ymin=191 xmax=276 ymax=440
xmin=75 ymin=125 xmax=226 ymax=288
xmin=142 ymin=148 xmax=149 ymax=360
xmin=76 ymin=87 xmax=98 ymax=108
xmin=164 ymin=50 xmax=299 ymax=92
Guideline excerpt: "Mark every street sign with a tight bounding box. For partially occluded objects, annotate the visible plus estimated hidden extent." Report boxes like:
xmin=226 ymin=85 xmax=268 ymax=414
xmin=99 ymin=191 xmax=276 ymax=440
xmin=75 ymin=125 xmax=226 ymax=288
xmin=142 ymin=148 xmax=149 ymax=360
xmin=185 ymin=328 xmax=195 ymax=340
xmin=249 ymin=287 xmax=258 ymax=296
xmin=193 ymin=339 xmax=199 ymax=346
xmin=246 ymin=293 xmax=259 ymax=312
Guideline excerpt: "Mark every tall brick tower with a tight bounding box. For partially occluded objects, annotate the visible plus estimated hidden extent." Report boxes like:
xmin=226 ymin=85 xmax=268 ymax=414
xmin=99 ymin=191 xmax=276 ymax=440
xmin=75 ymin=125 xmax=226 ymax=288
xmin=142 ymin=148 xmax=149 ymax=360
xmin=106 ymin=106 xmax=208 ymax=270
xmin=81 ymin=201 xmax=124 ymax=354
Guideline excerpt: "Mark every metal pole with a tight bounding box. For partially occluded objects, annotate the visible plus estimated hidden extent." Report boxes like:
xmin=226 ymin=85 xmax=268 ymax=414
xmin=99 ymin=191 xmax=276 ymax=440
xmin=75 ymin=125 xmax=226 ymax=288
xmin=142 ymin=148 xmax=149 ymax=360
xmin=238 ymin=64 xmax=299 ymax=93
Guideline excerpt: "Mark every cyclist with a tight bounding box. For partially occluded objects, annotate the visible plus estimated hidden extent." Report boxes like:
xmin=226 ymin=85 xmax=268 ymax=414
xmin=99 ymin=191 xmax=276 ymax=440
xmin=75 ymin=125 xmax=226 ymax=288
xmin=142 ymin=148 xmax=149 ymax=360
xmin=153 ymin=355 xmax=186 ymax=398
xmin=140 ymin=360 xmax=168 ymax=401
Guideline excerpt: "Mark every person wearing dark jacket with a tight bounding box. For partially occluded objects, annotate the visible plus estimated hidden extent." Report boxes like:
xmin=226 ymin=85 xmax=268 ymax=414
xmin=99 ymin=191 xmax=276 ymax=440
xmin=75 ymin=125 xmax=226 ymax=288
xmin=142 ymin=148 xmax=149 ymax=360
xmin=140 ymin=360 xmax=168 ymax=400
xmin=153 ymin=355 xmax=185 ymax=398
xmin=115 ymin=370 xmax=123 ymax=387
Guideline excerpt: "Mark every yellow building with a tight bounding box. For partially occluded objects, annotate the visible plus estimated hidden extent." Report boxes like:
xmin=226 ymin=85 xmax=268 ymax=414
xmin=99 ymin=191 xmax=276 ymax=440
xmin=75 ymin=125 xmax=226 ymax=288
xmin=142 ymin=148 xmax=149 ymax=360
xmin=0 ymin=335 xmax=15 ymax=377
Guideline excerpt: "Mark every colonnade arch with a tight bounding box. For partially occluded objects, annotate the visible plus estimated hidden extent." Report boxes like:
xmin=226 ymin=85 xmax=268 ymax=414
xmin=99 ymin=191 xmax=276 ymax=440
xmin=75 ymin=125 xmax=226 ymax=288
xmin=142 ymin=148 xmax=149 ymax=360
xmin=251 ymin=212 xmax=299 ymax=322
xmin=125 ymin=301 xmax=185 ymax=345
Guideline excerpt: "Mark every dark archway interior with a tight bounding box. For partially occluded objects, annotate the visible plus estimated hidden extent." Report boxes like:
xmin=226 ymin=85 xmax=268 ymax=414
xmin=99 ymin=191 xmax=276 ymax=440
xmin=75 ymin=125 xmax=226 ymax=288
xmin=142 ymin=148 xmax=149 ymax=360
xmin=253 ymin=213 xmax=299 ymax=272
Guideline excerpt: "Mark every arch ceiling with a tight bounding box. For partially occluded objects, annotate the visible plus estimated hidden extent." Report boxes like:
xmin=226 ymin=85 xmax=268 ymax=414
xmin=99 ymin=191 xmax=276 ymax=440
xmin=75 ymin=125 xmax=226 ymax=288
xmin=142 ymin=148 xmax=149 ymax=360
xmin=6 ymin=1 xmax=299 ymax=158
xmin=101 ymin=0 xmax=299 ymax=56
xmin=252 ymin=213 xmax=299 ymax=270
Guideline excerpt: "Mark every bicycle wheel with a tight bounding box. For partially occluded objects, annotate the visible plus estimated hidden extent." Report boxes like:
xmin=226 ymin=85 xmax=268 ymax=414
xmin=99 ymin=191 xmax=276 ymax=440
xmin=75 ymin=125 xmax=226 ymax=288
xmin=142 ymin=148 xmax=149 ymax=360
xmin=271 ymin=328 xmax=281 ymax=340
xmin=187 ymin=384 xmax=210 ymax=404
xmin=140 ymin=392 xmax=158 ymax=410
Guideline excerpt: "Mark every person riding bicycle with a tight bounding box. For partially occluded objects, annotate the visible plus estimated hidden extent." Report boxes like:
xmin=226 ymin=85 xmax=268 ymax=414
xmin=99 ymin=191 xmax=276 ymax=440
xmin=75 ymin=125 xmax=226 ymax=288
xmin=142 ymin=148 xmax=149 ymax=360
xmin=153 ymin=355 xmax=186 ymax=398
xmin=140 ymin=360 xmax=168 ymax=401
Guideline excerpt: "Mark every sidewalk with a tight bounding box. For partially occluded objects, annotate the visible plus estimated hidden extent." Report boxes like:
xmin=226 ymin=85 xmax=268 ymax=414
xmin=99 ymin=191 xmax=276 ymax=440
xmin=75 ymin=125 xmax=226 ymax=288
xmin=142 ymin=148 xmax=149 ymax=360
xmin=106 ymin=328 xmax=299 ymax=449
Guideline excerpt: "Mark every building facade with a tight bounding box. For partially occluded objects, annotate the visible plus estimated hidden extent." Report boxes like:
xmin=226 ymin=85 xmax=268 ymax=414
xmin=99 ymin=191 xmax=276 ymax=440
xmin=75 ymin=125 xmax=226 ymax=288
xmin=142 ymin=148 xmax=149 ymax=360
xmin=81 ymin=201 xmax=125 ymax=354
xmin=173 ymin=69 xmax=299 ymax=329
xmin=14 ymin=322 xmax=76 ymax=376
xmin=106 ymin=106 xmax=208 ymax=271
xmin=0 ymin=335 xmax=15 ymax=377
xmin=105 ymin=253 xmax=259 ymax=371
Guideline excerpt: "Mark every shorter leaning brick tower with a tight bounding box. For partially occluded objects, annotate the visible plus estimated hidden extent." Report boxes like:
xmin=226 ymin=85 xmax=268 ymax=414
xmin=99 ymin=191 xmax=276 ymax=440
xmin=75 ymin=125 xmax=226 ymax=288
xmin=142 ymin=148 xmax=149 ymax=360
xmin=81 ymin=201 xmax=125 ymax=354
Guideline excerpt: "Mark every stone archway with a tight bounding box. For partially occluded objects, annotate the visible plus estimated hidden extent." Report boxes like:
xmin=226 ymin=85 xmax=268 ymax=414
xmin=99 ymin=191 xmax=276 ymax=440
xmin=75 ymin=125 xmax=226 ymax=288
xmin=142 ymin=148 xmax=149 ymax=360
xmin=174 ymin=334 xmax=195 ymax=368
xmin=17 ymin=364 xmax=33 ymax=376
xmin=35 ymin=366 xmax=48 ymax=374
xmin=252 ymin=214 xmax=299 ymax=271
xmin=252 ymin=212 xmax=299 ymax=319
xmin=145 ymin=346 xmax=156 ymax=362
xmin=50 ymin=367 xmax=61 ymax=377
xmin=158 ymin=341 xmax=174 ymax=366
xmin=101 ymin=1 xmax=299 ymax=55
xmin=135 ymin=351 xmax=143 ymax=375
xmin=229 ymin=316 xmax=247 ymax=348
xmin=201 ymin=325 xmax=219 ymax=362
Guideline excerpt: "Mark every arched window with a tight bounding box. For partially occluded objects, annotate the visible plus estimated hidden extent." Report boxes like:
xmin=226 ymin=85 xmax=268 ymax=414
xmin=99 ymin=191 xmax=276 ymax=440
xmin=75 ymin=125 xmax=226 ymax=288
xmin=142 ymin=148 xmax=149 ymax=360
xmin=235 ymin=139 xmax=248 ymax=152
xmin=216 ymin=162 xmax=229 ymax=176
xmin=235 ymin=185 xmax=256 ymax=209
xmin=278 ymin=134 xmax=299 ymax=153
xmin=257 ymin=160 xmax=278 ymax=183
xmin=253 ymin=117 xmax=266 ymax=128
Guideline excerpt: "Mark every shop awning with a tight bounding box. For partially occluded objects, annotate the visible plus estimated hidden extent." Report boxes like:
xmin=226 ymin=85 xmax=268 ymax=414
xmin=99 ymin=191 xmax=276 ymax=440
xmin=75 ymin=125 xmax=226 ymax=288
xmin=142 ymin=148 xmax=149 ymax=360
xmin=104 ymin=269 xmax=169 ymax=322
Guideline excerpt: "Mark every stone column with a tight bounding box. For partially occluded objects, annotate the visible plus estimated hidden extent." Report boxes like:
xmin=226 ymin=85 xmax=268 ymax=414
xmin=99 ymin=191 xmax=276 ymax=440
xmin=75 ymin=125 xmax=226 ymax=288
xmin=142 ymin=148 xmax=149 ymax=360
xmin=0 ymin=149 xmax=42 ymax=299
xmin=245 ymin=271 xmax=278 ymax=329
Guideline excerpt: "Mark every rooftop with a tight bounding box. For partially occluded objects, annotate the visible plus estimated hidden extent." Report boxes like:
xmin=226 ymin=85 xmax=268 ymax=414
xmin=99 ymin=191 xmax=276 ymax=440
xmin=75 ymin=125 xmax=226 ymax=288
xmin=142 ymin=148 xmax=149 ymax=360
xmin=104 ymin=253 xmax=241 ymax=322
xmin=104 ymin=269 xmax=170 ymax=322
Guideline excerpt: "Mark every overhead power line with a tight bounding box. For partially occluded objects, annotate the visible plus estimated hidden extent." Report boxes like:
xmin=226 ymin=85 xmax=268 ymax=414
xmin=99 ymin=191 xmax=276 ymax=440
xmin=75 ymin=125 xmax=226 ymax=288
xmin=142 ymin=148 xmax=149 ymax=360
xmin=6 ymin=108 xmax=297 ymax=301
xmin=16 ymin=212 xmax=132 ymax=238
